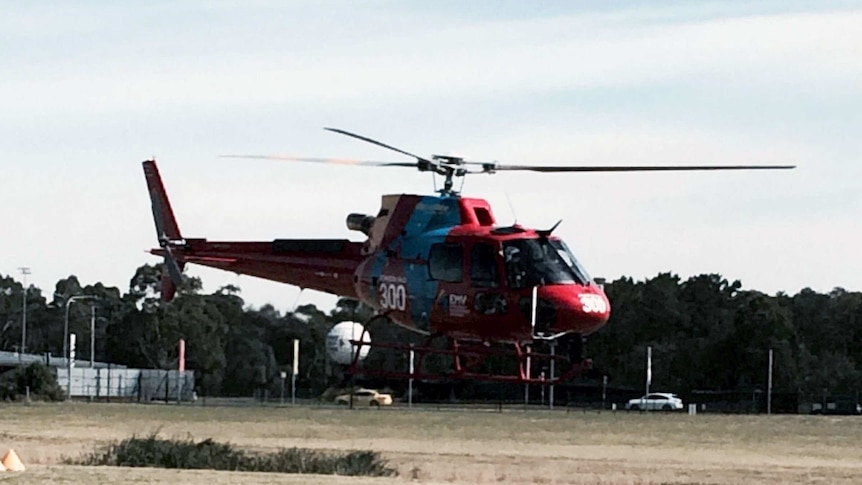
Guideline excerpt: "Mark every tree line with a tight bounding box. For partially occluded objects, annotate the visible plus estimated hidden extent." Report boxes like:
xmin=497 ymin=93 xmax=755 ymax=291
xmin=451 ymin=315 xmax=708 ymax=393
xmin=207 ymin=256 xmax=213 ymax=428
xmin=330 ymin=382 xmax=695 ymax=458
xmin=0 ymin=266 xmax=859 ymax=400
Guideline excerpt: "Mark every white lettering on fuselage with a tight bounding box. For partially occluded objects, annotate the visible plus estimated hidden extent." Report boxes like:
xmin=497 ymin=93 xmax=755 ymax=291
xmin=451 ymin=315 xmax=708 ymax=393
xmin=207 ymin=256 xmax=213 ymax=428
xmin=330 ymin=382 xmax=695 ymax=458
xmin=379 ymin=274 xmax=407 ymax=284
xmin=379 ymin=283 xmax=407 ymax=311
xmin=579 ymin=294 xmax=607 ymax=314
xmin=448 ymin=294 xmax=468 ymax=317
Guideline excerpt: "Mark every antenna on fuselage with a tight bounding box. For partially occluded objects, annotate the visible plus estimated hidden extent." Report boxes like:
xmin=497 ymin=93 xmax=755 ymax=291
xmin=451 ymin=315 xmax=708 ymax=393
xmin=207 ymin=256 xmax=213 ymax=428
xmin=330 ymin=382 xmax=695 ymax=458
xmin=504 ymin=191 xmax=519 ymax=225
xmin=290 ymin=288 xmax=304 ymax=313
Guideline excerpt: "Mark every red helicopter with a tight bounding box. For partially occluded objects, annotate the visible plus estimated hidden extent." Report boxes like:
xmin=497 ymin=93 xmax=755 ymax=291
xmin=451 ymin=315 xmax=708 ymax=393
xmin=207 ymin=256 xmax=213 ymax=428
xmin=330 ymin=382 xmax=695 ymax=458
xmin=143 ymin=128 xmax=793 ymax=383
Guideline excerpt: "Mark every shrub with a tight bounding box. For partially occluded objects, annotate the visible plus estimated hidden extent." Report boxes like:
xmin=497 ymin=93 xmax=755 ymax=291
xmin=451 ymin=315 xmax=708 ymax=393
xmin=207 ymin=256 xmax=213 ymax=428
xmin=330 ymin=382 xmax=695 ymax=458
xmin=0 ymin=363 xmax=65 ymax=401
xmin=68 ymin=432 xmax=397 ymax=477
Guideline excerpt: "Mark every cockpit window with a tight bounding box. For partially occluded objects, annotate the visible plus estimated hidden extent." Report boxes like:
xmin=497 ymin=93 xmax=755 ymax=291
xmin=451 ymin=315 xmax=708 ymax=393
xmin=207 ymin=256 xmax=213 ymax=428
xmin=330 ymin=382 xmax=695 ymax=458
xmin=503 ymin=238 xmax=591 ymax=289
xmin=429 ymin=243 xmax=463 ymax=282
xmin=551 ymin=239 xmax=592 ymax=283
xmin=470 ymin=243 xmax=499 ymax=287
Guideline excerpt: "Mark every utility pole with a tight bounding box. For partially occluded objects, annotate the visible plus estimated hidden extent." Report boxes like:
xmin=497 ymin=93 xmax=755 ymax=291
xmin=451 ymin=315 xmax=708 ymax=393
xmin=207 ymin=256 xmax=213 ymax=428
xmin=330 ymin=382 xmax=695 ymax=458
xmin=18 ymin=267 xmax=30 ymax=356
xmin=646 ymin=346 xmax=652 ymax=395
xmin=292 ymin=339 xmax=299 ymax=405
xmin=645 ymin=346 xmax=652 ymax=412
xmin=90 ymin=305 xmax=96 ymax=368
xmin=767 ymin=348 xmax=773 ymax=415
xmin=549 ymin=342 xmax=555 ymax=410
xmin=408 ymin=344 xmax=415 ymax=408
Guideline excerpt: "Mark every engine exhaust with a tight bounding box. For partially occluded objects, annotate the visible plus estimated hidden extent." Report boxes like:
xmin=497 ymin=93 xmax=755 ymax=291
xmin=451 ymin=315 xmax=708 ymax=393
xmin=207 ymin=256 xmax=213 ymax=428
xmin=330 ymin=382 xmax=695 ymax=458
xmin=346 ymin=213 xmax=375 ymax=236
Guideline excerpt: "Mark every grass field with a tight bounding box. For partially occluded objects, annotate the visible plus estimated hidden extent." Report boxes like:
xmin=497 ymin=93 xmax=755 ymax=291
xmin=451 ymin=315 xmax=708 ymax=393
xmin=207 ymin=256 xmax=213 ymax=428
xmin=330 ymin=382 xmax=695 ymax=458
xmin=0 ymin=402 xmax=860 ymax=484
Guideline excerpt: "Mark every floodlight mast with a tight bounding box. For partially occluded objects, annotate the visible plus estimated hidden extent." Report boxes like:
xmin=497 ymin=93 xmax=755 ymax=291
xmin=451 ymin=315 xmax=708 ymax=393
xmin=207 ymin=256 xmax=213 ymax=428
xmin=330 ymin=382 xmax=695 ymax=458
xmin=17 ymin=267 xmax=30 ymax=357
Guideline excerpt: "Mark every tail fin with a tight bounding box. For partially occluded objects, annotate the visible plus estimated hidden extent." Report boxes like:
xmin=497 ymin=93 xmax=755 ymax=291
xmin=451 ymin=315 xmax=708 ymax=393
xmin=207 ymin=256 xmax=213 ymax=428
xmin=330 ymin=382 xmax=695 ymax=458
xmin=142 ymin=160 xmax=185 ymax=301
xmin=143 ymin=160 xmax=182 ymax=241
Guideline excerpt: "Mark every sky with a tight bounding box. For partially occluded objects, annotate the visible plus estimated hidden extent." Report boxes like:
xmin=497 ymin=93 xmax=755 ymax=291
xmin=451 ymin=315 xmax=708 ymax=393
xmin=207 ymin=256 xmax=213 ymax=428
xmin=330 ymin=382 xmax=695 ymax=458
xmin=2 ymin=1 xmax=860 ymax=313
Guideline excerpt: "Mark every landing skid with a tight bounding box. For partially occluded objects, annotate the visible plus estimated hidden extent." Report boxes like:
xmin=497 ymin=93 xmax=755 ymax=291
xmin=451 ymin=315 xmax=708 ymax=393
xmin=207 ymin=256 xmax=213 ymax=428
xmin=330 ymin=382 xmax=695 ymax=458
xmin=347 ymin=331 xmax=592 ymax=384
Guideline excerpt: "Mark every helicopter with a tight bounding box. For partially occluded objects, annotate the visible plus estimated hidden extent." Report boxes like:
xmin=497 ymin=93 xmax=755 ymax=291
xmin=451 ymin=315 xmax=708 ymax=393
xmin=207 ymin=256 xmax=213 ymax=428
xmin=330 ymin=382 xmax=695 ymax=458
xmin=143 ymin=127 xmax=793 ymax=383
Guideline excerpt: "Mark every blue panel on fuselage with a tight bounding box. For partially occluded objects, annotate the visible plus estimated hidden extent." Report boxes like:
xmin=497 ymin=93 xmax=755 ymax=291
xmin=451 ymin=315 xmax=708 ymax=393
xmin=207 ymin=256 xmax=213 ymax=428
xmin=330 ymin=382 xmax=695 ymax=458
xmin=402 ymin=196 xmax=462 ymax=237
xmin=375 ymin=196 xmax=462 ymax=331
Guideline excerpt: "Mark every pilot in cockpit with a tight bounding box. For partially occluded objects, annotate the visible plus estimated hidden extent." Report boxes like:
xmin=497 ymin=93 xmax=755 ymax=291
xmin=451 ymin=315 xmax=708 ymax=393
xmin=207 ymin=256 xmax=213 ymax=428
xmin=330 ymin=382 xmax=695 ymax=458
xmin=504 ymin=245 xmax=527 ymax=288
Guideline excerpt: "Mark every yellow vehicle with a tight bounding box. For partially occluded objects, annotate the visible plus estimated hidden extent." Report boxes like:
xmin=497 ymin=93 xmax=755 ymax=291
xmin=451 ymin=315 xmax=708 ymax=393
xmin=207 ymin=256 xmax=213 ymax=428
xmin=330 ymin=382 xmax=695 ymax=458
xmin=334 ymin=388 xmax=393 ymax=407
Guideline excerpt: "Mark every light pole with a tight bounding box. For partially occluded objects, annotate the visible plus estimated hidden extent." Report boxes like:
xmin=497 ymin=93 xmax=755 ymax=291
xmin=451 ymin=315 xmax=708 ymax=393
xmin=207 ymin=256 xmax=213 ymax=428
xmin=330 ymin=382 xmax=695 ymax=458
xmin=17 ymin=267 xmax=30 ymax=356
xmin=64 ymin=295 xmax=96 ymax=365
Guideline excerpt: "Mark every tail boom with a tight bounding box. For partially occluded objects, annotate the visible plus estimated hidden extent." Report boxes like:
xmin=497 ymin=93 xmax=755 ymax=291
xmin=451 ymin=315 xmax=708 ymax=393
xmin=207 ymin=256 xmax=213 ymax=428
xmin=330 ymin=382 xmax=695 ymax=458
xmin=150 ymin=238 xmax=364 ymax=298
xmin=143 ymin=159 xmax=364 ymax=300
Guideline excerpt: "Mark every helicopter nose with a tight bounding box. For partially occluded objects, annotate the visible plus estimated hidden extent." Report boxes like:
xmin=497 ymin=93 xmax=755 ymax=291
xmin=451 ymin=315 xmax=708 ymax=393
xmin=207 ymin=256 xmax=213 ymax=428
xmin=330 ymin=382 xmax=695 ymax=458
xmin=575 ymin=289 xmax=610 ymax=320
xmin=541 ymin=285 xmax=610 ymax=335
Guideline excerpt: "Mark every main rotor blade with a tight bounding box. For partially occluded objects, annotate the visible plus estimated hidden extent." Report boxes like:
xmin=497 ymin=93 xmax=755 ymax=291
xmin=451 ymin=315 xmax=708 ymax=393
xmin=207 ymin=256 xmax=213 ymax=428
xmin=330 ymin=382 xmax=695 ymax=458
xmin=324 ymin=127 xmax=433 ymax=163
xmin=489 ymin=164 xmax=796 ymax=173
xmin=220 ymin=154 xmax=416 ymax=168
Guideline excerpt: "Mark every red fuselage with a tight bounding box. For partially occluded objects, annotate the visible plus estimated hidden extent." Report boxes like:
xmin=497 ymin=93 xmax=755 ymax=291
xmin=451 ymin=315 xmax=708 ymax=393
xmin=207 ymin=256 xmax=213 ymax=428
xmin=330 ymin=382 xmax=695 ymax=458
xmin=349 ymin=194 xmax=611 ymax=342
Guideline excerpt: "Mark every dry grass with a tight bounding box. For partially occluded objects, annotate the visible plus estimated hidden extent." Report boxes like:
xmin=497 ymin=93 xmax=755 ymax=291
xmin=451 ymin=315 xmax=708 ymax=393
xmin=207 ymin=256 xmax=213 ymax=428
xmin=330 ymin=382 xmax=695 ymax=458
xmin=1 ymin=402 xmax=861 ymax=484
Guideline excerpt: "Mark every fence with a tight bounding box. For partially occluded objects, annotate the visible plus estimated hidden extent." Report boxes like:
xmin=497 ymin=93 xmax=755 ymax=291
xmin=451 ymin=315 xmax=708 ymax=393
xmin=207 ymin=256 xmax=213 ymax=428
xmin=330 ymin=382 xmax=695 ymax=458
xmin=55 ymin=367 xmax=195 ymax=402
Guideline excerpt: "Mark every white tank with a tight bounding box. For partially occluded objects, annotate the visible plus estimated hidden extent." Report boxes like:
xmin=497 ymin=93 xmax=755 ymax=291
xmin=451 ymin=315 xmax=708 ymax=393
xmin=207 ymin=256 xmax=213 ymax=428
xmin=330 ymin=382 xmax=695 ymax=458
xmin=326 ymin=321 xmax=371 ymax=365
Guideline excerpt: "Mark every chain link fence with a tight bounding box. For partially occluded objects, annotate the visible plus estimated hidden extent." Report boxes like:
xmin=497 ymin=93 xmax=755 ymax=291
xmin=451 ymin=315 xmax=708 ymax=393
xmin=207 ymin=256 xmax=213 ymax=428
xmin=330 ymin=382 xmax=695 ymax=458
xmin=56 ymin=367 xmax=195 ymax=402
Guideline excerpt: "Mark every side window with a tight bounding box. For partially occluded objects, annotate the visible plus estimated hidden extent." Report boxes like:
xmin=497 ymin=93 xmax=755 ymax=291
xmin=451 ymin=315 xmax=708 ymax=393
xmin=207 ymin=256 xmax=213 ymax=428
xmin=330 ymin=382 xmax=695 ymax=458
xmin=474 ymin=292 xmax=508 ymax=315
xmin=429 ymin=243 xmax=463 ymax=282
xmin=470 ymin=243 xmax=499 ymax=288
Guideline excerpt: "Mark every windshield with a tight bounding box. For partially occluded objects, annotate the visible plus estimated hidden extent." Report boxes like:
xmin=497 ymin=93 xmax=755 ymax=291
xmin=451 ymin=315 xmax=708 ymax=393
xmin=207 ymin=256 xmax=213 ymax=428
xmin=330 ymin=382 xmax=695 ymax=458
xmin=503 ymin=238 xmax=591 ymax=289
xmin=551 ymin=239 xmax=592 ymax=284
